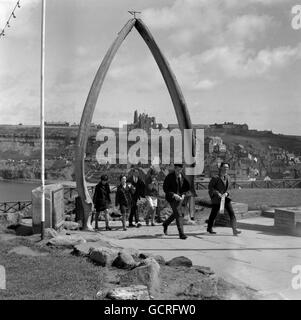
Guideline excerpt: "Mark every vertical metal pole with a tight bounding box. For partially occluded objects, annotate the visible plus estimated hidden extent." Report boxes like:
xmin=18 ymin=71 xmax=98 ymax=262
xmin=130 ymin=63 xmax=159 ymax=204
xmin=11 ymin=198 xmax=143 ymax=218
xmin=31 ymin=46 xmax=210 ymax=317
xmin=40 ymin=0 xmax=46 ymax=240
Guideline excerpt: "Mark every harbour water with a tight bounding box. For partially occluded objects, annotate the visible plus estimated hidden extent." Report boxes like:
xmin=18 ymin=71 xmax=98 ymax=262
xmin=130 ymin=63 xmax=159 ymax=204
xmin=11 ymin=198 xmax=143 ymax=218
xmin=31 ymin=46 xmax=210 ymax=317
xmin=0 ymin=180 xmax=40 ymax=202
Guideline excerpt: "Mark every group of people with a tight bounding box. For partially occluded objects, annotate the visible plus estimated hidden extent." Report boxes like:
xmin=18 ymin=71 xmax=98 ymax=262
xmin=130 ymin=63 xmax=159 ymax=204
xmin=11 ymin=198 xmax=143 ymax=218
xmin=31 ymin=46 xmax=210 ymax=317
xmin=92 ymin=168 xmax=158 ymax=231
xmin=92 ymin=162 xmax=241 ymax=239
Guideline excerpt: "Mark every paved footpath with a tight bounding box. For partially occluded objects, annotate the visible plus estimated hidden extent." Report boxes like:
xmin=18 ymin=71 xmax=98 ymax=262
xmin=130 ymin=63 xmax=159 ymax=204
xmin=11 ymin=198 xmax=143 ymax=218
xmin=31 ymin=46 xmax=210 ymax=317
xmin=102 ymin=217 xmax=301 ymax=300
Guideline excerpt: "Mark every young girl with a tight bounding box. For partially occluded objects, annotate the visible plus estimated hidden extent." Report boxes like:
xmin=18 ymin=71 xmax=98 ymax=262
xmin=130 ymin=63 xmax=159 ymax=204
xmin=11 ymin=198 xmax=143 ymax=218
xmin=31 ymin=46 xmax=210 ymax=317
xmin=145 ymin=171 xmax=159 ymax=226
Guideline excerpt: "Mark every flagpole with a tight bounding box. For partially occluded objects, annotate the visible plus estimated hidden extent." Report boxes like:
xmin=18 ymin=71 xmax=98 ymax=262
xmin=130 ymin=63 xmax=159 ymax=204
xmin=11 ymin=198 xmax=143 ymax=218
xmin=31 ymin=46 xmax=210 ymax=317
xmin=40 ymin=0 xmax=46 ymax=240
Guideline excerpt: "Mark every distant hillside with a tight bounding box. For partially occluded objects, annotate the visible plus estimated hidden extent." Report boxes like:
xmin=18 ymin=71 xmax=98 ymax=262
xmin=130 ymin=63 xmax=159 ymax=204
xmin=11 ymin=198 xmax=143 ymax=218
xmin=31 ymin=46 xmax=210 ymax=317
xmin=0 ymin=124 xmax=301 ymax=160
xmin=206 ymin=129 xmax=301 ymax=156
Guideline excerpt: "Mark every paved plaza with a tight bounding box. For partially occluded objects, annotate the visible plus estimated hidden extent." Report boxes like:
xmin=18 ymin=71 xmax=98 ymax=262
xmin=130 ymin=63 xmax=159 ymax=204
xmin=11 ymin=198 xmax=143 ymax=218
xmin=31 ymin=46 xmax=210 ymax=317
xmin=102 ymin=216 xmax=301 ymax=300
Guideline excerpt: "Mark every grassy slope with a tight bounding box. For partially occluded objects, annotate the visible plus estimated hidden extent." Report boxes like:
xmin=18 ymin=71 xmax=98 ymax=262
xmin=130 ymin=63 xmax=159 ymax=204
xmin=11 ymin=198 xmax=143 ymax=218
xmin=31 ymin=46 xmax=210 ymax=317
xmin=0 ymin=238 xmax=105 ymax=300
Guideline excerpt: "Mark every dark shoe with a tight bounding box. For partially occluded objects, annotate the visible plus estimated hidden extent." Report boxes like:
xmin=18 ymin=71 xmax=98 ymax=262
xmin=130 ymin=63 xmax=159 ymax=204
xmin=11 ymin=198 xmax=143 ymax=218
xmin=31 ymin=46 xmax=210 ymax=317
xmin=207 ymin=228 xmax=216 ymax=234
xmin=128 ymin=224 xmax=135 ymax=228
xmin=163 ymin=223 xmax=168 ymax=235
xmin=123 ymin=227 xmax=127 ymax=231
xmin=233 ymin=229 xmax=242 ymax=236
xmin=151 ymin=222 xmax=155 ymax=226
xmin=105 ymin=226 xmax=112 ymax=231
xmin=136 ymin=223 xmax=142 ymax=228
xmin=179 ymin=234 xmax=187 ymax=240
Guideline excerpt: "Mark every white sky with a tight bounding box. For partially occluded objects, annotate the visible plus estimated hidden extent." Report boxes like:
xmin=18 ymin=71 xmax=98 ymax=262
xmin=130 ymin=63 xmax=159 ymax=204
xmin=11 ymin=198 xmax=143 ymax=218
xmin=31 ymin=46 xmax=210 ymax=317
xmin=0 ymin=0 xmax=301 ymax=134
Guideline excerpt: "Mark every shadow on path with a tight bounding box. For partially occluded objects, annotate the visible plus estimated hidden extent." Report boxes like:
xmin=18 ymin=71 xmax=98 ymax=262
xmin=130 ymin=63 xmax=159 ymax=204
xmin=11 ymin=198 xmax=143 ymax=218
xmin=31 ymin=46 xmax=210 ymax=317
xmin=237 ymin=222 xmax=298 ymax=237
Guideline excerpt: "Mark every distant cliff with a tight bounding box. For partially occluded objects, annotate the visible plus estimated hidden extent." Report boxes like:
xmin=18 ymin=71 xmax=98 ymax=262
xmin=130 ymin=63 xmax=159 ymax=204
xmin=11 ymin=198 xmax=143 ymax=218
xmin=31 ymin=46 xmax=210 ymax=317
xmin=1 ymin=124 xmax=301 ymax=181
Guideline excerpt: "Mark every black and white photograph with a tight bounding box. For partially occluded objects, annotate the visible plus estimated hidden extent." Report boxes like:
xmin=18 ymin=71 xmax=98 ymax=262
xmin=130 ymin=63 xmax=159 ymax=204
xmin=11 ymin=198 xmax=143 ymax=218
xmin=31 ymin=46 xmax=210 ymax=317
xmin=0 ymin=0 xmax=301 ymax=305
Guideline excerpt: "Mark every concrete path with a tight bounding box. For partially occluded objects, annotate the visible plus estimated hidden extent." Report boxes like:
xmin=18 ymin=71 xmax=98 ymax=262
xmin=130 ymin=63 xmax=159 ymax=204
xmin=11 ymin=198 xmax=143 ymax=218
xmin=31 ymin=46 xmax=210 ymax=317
xmin=102 ymin=217 xmax=301 ymax=300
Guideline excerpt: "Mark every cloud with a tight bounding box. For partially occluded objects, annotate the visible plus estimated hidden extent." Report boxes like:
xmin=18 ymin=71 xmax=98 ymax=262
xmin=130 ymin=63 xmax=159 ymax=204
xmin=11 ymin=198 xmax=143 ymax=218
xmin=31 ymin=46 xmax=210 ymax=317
xmin=194 ymin=79 xmax=217 ymax=90
xmin=197 ymin=43 xmax=301 ymax=78
xmin=142 ymin=0 xmax=225 ymax=47
xmin=142 ymin=0 xmax=287 ymax=48
xmin=107 ymin=55 xmax=164 ymax=91
xmin=227 ymin=15 xmax=273 ymax=42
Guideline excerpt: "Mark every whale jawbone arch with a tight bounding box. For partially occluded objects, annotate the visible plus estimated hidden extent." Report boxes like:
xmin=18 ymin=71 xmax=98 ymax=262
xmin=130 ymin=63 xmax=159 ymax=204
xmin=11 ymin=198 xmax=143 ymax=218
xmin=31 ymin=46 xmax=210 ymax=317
xmin=75 ymin=18 xmax=196 ymax=230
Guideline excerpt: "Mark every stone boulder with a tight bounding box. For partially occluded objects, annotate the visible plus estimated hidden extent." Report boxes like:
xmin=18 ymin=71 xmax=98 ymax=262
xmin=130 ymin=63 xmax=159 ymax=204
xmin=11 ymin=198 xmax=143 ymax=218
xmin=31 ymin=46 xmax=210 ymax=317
xmin=112 ymin=250 xmax=137 ymax=269
xmin=166 ymin=256 xmax=192 ymax=268
xmin=195 ymin=266 xmax=215 ymax=276
xmin=183 ymin=275 xmax=218 ymax=299
xmin=139 ymin=253 xmax=166 ymax=265
xmin=89 ymin=247 xmax=119 ymax=267
xmin=47 ymin=235 xmax=86 ymax=248
xmin=106 ymin=285 xmax=150 ymax=300
xmin=73 ymin=240 xmax=115 ymax=257
xmin=119 ymin=257 xmax=160 ymax=297
xmin=122 ymin=247 xmax=140 ymax=259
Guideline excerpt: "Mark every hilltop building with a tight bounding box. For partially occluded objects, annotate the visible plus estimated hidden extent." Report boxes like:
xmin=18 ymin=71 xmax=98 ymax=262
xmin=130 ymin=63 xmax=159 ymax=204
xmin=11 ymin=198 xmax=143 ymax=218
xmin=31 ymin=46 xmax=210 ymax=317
xmin=130 ymin=110 xmax=163 ymax=131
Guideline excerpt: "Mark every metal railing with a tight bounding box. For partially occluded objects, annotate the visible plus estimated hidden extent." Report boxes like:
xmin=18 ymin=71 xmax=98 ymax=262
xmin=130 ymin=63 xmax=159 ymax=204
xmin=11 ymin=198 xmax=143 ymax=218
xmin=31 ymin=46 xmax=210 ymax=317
xmin=158 ymin=179 xmax=301 ymax=190
xmin=0 ymin=201 xmax=32 ymax=213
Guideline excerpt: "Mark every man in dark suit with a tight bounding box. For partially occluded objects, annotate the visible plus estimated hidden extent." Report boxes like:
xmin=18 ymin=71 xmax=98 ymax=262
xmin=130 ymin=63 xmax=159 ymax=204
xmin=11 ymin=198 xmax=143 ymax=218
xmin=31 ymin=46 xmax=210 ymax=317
xmin=163 ymin=163 xmax=190 ymax=240
xmin=207 ymin=162 xmax=242 ymax=236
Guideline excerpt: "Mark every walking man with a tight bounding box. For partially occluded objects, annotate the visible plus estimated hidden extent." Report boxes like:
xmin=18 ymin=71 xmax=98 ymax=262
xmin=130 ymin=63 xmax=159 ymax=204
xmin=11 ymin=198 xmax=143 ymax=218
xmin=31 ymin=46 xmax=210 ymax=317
xmin=207 ymin=162 xmax=242 ymax=236
xmin=162 ymin=163 xmax=190 ymax=239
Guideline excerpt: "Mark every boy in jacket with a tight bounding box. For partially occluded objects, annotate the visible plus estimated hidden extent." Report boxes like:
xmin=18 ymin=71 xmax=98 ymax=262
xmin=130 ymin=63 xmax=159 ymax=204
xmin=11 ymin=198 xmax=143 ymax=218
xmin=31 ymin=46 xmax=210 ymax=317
xmin=92 ymin=174 xmax=111 ymax=231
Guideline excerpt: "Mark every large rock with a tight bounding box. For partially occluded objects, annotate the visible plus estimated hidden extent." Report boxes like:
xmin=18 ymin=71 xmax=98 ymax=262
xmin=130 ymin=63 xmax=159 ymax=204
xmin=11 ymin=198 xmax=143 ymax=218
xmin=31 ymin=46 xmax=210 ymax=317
xmin=166 ymin=256 xmax=192 ymax=268
xmin=122 ymin=247 xmax=140 ymax=259
xmin=89 ymin=247 xmax=119 ymax=267
xmin=139 ymin=253 xmax=166 ymax=265
xmin=195 ymin=266 xmax=215 ymax=276
xmin=106 ymin=285 xmax=150 ymax=300
xmin=119 ymin=257 xmax=160 ymax=297
xmin=73 ymin=240 xmax=116 ymax=257
xmin=112 ymin=250 xmax=137 ymax=269
xmin=47 ymin=235 xmax=86 ymax=248
xmin=63 ymin=221 xmax=80 ymax=230
xmin=183 ymin=275 xmax=218 ymax=299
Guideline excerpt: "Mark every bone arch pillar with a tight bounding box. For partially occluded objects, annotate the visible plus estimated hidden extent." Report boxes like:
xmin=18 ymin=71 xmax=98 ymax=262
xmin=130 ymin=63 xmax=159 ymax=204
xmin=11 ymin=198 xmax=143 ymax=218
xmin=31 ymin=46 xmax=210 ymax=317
xmin=75 ymin=18 xmax=196 ymax=230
